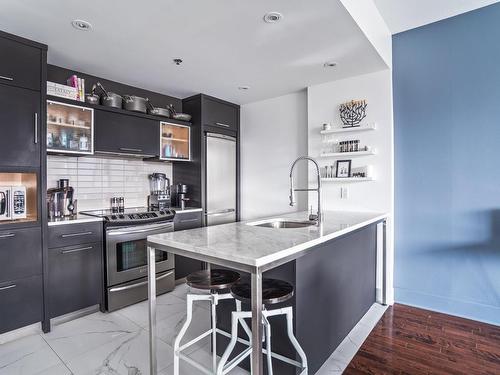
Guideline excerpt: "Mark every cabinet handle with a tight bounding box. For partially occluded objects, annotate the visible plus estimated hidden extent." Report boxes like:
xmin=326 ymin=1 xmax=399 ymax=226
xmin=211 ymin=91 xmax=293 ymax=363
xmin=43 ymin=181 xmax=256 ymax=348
xmin=215 ymin=122 xmax=230 ymax=128
xmin=0 ymin=233 xmax=15 ymax=239
xmin=0 ymin=284 xmax=16 ymax=291
xmin=34 ymin=113 xmax=38 ymax=144
xmin=61 ymin=246 xmax=93 ymax=254
xmin=119 ymin=147 xmax=143 ymax=153
xmin=61 ymin=231 xmax=93 ymax=238
xmin=0 ymin=75 xmax=13 ymax=81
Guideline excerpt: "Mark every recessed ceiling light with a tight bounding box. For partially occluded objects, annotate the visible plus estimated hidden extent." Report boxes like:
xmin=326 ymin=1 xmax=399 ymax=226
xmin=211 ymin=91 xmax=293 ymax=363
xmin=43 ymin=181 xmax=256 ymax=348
xmin=173 ymin=58 xmax=183 ymax=65
xmin=323 ymin=61 xmax=338 ymax=68
xmin=238 ymin=86 xmax=250 ymax=91
xmin=71 ymin=19 xmax=92 ymax=31
xmin=263 ymin=12 xmax=283 ymax=23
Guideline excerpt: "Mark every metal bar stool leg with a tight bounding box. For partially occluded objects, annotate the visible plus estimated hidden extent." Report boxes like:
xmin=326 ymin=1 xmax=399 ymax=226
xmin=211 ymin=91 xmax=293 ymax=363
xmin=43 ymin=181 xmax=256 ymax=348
xmin=284 ymin=307 xmax=308 ymax=374
xmin=174 ymin=294 xmax=195 ymax=375
xmin=217 ymin=311 xmax=244 ymax=375
xmin=263 ymin=314 xmax=273 ymax=375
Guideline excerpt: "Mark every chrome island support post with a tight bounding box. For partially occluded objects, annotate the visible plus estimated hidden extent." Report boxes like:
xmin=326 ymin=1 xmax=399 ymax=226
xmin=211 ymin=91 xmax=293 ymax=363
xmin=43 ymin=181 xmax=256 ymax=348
xmin=251 ymin=271 xmax=264 ymax=374
xmin=148 ymin=246 xmax=157 ymax=375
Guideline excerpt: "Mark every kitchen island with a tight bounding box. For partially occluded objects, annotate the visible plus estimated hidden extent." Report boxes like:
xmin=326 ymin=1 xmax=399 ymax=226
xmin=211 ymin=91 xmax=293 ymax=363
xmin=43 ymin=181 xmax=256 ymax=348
xmin=147 ymin=210 xmax=388 ymax=374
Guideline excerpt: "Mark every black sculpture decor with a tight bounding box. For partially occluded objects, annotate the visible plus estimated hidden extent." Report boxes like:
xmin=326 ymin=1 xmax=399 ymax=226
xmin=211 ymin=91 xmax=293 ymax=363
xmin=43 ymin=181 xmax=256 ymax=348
xmin=339 ymin=100 xmax=367 ymax=127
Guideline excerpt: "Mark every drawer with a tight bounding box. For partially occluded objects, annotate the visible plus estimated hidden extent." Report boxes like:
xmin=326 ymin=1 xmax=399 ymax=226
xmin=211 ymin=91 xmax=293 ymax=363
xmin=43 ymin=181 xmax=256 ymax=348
xmin=0 ymin=36 xmax=41 ymax=91
xmin=0 ymin=227 xmax=42 ymax=283
xmin=48 ymin=222 xmax=103 ymax=248
xmin=48 ymin=242 xmax=103 ymax=318
xmin=0 ymin=275 xmax=43 ymax=334
xmin=203 ymin=97 xmax=239 ymax=133
xmin=174 ymin=211 xmax=202 ymax=231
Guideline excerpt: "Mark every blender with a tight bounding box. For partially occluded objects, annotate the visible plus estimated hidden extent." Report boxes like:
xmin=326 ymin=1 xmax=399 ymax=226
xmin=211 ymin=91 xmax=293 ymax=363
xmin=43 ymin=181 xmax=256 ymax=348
xmin=148 ymin=173 xmax=171 ymax=211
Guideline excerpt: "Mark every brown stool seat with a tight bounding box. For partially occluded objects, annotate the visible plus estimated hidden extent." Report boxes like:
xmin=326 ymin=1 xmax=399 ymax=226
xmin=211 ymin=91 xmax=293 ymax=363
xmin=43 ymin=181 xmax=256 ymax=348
xmin=186 ymin=269 xmax=241 ymax=290
xmin=231 ymin=278 xmax=294 ymax=305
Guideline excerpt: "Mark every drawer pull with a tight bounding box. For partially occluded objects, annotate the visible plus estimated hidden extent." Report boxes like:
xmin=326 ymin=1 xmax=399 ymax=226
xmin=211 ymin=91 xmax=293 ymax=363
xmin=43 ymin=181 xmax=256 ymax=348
xmin=179 ymin=218 xmax=200 ymax=223
xmin=0 ymin=75 xmax=14 ymax=81
xmin=61 ymin=231 xmax=93 ymax=238
xmin=34 ymin=113 xmax=38 ymax=144
xmin=109 ymin=271 xmax=174 ymax=293
xmin=61 ymin=246 xmax=93 ymax=254
xmin=215 ymin=122 xmax=230 ymax=128
xmin=0 ymin=233 xmax=15 ymax=239
xmin=0 ymin=284 xmax=16 ymax=291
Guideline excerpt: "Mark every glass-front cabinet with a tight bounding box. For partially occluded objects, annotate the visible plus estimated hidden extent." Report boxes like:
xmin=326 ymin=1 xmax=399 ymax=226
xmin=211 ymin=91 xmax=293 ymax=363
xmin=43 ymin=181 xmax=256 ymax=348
xmin=47 ymin=101 xmax=94 ymax=155
xmin=159 ymin=122 xmax=190 ymax=161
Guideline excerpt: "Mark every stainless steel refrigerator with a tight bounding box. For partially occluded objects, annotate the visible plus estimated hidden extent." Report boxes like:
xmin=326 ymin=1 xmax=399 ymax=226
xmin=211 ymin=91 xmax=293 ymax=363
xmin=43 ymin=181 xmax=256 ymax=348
xmin=205 ymin=133 xmax=237 ymax=226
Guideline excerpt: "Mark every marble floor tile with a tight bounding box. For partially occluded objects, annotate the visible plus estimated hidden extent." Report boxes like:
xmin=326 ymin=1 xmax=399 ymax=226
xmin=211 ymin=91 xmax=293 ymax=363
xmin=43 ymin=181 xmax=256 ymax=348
xmin=156 ymin=304 xmax=212 ymax=354
xmin=117 ymin=292 xmax=187 ymax=328
xmin=0 ymin=335 xmax=62 ymax=375
xmin=43 ymin=310 xmax=141 ymax=362
xmin=35 ymin=363 xmax=72 ymax=375
xmin=65 ymin=329 xmax=172 ymax=375
xmin=160 ymin=343 xmax=250 ymax=375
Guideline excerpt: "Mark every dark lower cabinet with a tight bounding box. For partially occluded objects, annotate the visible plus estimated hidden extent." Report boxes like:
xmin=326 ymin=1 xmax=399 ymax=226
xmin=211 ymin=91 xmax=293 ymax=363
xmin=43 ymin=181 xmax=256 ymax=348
xmin=48 ymin=221 xmax=102 ymax=249
xmin=174 ymin=211 xmax=203 ymax=279
xmin=0 ymin=84 xmax=41 ymax=167
xmin=0 ymin=275 xmax=43 ymax=334
xmin=94 ymin=109 xmax=158 ymax=157
xmin=48 ymin=242 xmax=103 ymax=318
xmin=0 ymin=227 xmax=42 ymax=283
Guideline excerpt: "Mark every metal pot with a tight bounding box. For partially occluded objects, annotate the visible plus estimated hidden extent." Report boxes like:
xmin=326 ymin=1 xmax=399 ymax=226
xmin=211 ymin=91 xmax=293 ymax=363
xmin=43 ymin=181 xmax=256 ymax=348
xmin=85 ymin=84 xmax=100 ymax=105
xmin=146 ymin=99 xmax=171 ymax=118
xmin=123 ymin=95 xmax=147 ymax=113
xmin=167 ymin=104 xmax=192 ymax=122
xmin=95 ymin=82 xmax=122 ymax=108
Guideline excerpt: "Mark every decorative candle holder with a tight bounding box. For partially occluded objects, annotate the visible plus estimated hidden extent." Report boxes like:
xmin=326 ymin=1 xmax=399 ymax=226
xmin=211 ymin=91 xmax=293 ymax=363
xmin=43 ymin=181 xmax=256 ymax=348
xmin=339 ymin=100 xmax=367 ymax=127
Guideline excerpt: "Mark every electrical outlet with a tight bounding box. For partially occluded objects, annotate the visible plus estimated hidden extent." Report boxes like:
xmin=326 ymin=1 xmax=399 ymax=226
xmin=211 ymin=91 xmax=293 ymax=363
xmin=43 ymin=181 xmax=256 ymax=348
xmin=341 ymin=187 xmax=348 ymax=199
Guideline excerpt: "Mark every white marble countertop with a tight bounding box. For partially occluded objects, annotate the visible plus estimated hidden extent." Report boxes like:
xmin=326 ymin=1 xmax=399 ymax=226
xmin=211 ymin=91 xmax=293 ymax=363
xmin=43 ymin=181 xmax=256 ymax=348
xmin=148 ymin=210 xmax=388 ymax=269
xmin=47 ymin=214 xmax=103 ymax=226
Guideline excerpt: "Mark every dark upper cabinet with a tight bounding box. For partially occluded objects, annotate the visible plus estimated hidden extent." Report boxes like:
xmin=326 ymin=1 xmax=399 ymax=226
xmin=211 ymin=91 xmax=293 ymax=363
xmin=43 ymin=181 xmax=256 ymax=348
xmin=202 ymin=96 xmax=239 ymax=133
xmin=0 ymin=84 xmax=41 ymax=167
xmin=0 ymin=36 xmax=41 ymax=91
xmin=94 ymin=110 xmax=158 ymax=156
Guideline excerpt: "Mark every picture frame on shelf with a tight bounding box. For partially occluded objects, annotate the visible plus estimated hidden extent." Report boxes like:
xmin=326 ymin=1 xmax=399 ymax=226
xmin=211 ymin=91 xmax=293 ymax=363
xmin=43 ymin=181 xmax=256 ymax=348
xmin=336 ymin=160 xmax=351 ymax=178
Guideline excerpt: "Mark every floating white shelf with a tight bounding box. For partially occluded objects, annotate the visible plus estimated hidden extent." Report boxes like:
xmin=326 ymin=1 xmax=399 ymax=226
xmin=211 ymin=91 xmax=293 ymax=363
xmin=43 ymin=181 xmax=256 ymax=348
xmin=320 ymin=123 xmax=376 ymax=135
xmin=321 ymin=177 xmax=374 ymax=182
xmin=319 ymin=150 xmax=376 ymax=158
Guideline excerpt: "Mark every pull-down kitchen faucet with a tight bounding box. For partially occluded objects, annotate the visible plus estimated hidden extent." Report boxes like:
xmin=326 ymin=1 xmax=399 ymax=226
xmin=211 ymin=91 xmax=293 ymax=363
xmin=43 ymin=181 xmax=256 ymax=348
xmin=289 ymin=156 xmax=322 ymax=225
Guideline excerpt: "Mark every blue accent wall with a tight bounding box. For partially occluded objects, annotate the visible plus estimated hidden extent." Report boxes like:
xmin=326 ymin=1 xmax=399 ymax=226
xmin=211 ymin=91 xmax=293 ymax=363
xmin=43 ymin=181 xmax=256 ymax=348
xmin=393 ymin=4 xmax=500 ymax=325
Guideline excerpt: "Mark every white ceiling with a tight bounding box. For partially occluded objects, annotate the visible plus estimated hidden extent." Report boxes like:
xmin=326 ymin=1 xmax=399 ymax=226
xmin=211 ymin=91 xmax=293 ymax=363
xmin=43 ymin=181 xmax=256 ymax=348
xmin=374 ymin=0 xmax=500 ymax=34
xmin=0 ymin=0 xmax=387 ymax=105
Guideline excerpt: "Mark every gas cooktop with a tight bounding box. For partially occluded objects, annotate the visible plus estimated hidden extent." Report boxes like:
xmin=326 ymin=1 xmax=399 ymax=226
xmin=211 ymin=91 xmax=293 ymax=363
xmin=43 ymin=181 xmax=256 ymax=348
xmin=80 ymin=207 xmax=175 ymax=225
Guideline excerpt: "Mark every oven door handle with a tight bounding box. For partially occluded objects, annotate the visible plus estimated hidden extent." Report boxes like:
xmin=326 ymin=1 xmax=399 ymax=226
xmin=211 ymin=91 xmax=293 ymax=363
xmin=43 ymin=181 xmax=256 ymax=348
xmin=107 ymin=222 xmax=173 ymax=236
xmin=108 ymin=270 xmax=174 ymax=293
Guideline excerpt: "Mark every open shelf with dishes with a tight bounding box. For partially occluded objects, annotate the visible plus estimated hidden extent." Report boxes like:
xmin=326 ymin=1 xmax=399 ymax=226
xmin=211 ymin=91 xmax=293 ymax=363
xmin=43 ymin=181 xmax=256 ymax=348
xmin=159 ymin=121 xmax=191 ymax=161
xmin=47 ymin=100 xmax=94 ymax=155
xmin=0 ymin=172 xmax=38 ymax=225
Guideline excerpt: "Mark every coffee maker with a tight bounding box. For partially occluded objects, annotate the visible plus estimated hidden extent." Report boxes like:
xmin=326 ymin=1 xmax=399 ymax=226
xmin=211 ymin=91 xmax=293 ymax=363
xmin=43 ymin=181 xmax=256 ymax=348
xmin=175 ymin=183 xmax=190 ymax=210
xmin=148 ymin=173 xmax=171 ymax=211
xmin=47 ymin=179 xmax=76 ymax=218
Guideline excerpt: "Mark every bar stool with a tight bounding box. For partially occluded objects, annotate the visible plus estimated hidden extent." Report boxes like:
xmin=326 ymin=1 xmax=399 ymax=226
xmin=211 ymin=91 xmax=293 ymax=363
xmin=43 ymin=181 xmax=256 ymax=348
xmin=174 ymin=269 xmax=241 ymax=375
xmin=216 ymin=278 xmax=308 ymax=375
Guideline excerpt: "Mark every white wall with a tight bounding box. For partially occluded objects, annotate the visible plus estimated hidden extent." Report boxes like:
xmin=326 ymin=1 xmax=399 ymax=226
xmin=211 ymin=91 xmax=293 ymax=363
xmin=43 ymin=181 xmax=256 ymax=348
xmin=307 ymin=69 xmax=394 ymax=303
xmin=47 ymin=155 xmax=172 ymax=211
xmin=240 ymin=91 xmax=308 ymax=220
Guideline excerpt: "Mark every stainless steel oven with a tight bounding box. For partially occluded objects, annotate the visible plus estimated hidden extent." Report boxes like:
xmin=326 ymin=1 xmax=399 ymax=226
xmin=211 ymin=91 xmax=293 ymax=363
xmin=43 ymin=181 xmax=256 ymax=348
xmin=105 ymin=221 xmax=175 ymax=311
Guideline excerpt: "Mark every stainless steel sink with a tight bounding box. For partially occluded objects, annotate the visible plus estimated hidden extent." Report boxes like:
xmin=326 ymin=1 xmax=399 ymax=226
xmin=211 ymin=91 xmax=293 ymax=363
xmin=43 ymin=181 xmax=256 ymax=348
xmin=248 ymin=218 xmax=317 ymax=229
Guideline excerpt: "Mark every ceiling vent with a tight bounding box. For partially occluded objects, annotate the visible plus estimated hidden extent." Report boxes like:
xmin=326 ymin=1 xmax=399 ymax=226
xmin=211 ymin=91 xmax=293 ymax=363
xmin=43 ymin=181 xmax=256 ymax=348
xmin=263 ymin=12 xmax=283 ymax=23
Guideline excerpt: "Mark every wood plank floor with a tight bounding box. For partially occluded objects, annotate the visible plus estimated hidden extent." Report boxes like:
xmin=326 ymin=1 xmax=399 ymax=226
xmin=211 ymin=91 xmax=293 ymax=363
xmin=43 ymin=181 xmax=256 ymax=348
xmin=344 ymin=304 xmax=500 ymax=375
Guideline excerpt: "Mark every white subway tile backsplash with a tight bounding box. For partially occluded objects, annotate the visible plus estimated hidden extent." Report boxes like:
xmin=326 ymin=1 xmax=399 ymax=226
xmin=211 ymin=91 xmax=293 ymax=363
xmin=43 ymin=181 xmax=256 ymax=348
xmin=47 ymin=155 xmax=172 ymax=211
